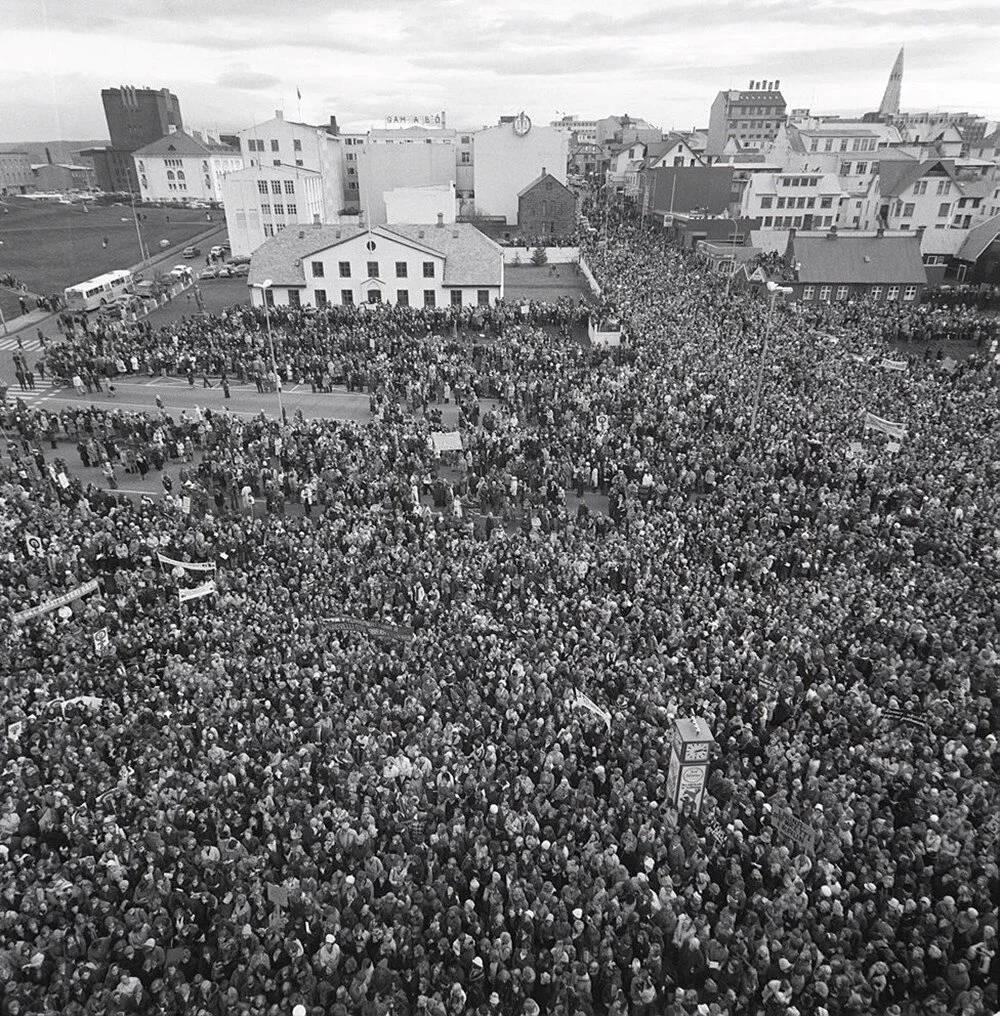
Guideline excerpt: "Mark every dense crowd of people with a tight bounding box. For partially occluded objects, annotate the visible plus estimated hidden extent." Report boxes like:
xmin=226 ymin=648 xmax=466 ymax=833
xmin=2 ymin=205 xmax=999 ymax=1016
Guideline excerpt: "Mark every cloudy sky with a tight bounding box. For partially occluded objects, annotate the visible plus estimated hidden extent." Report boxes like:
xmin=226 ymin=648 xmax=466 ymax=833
xmin=3 ymin=0 xmax=997 ymax=140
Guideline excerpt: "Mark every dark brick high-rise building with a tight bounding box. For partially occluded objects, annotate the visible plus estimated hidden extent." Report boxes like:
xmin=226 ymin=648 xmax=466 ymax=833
xmin=102 ymin=85 xmax=183 ymax=152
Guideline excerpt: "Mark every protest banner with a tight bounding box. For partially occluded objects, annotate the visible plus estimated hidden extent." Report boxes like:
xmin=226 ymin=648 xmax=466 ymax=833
xmin=880 ymin=706 xmax=930 ymax=733
xmin=178 ymin=579 xmax=217 ymax=604
xmin=24 ymin=533 xmax=43 ymax=558
xmin=772 ymin=812 xmax=817 ymax=854
xmin=12 ymin=579 xmax=100 ymax=626
xmin=886 ymin=441 xmax=901 ymax=454
xmin=863 ymin=411 xmax=906 ymax=440
xmin=93 ymin=628 xmax=110 ymax=655
xmin=941 ymin=357 xmax=957 ymax=374
xmin=266 ymin=882 xmax=289 ymax=927
xmin=157 ymin=553 xmax=217 ymax=572
xmin=846 ymin=441 xmax=864 ymax=461
xmin=323 ymin=616 xmax=414 ymax=642
xmin=881 ymin=358 xmax=908 ymax=372
xmin=6 ymin=720 xmax=25 ymax=742
xmin=704 ymin=815 xmax=728 ymax=848
xmin=573 ymin=690 xmax=612 ymax=731
xmin=430 ymin=431 xmax=463 ymax=455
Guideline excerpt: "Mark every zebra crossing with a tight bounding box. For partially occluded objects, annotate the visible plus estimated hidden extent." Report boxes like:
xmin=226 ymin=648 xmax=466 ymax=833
xmin=0 ymin=334 xmax=41 ymax=352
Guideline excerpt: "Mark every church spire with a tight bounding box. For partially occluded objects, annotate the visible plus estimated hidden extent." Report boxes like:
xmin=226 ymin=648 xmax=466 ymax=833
xmin=879 ymin=47 xmax=904 ymax=117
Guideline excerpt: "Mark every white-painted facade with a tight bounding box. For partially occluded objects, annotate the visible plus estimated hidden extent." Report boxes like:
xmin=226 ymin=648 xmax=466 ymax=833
xmin=474 ymin=120 xmax=568 ymax=224
xmin=742 ymin=171 xmax=844 ymax=230
xmin=384 ymin=184 xmax=456 ymax=225
xmin=237 ymin=113 xmax=348 ymax=217
xmin=221 ymin=167 xmax=326 ymax=257
xmin=133 ymin=132 xmax=243 ymax=203
xmin=248 ymin=223 xmax=503 ymax=310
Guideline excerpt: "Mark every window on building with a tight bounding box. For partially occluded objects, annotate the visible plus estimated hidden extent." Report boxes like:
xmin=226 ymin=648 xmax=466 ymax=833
xmin=423 ymin=289 xmax=436 ymax=308
xmin=760 ymin=196 xmax=773 ymax=209
xmin=903 ymin=285 xmax=918 ymax=301
xmin=295 ymin=159 xmax=303 ymax=167
xmin=347 ymin=153 xmax=356 ymax=161
xmin=422 ymin=261 xmax=435 ymax=278
xmin=273 ymin=203 xmax=284 ymax=215
xmin=887 ymin=285 xmax=900 ymax=300
xmin=339 ymin=261 xmax=351 ymax=278
xmin=839 ymin=139 xmax=849 ymax=151
xmin=270 ymin=140 xmax=279 ymax=152
xmin=264 ymin=288 xmax=274 ymax=307
xmin=870 ymin=285 xmax=883 ymax=300
xmin=793 ymin=216 xmax=803 ymax=227
xmin=271 ymin=181 xmax=281 ymax=195
xmin=763 ymin=216 xmax=773 ymax=227
xmin=166 ymin=170 xmax=175 ymax=180
xmin=341 ymin=289 xmax=353 ymax=304
xmin=914 ymin=180 xmax=927 ymax=195
xmin=258 ymin=180 xmax=268 ymax=195
xmin=293 ymin=139 xmax=302 ymax=151
xmin=903 ymin=202 xmax=915 ymax=216
xmin=367 ymin=289 xmax=381 ymax=304
xmin=395 ymin=262 xmax=407 ymax=278
xmin=287 ymin=203 xmax=297 ymax=215
xmin=802 ymin=285 xmax=814 ymax=300
xmin=937 ymin=179 xmax=950 ymax=195
xmin=460 ymin=152 xmax=470 ymax=164
xmin=396 ymin=289 xmax=409 ymax=306
xmin=261 ymin=203 xmax=271 ymax=215
xmin=836 ymin=285 xmax=849 ymax=301
xmin=311 ymin=261 xmax=324 ymax=278
xmin=288 ymin=289 xmax=301 ymax=308
xmin=776 ymin=196 xmax=786 ymax=209
xmin=820 ymin=197 xmax=833 ymax=209
xmin=263 ymin=223 xmax=275 ymax=237
xmin=176 ymin=170 xmax=185 ymax=180
xmin=461 ymin=135 xmax=470 ymax=144
xmin=856 ymin=162 xmax=868 ymax=175
xmin=450 ymin=289 xmax=463 ymax=307
xmin=900 ymin=224 xmax=911 ymax=230
xmin=348 ymin=182 xmax=357 ymax=191
xmin=367 ymin=261 xmax=379 ymax=279
xmin=841 ymin=162 xmax=852 ymax=175
xmin=315 ymin=289 xmax=327 ymax=307
xmin=284 ymin=180 xmax=295 ymax=194
xmin=938 ymin=202 xmax=951 ymax=217
xmin=819 ymin=285 xmax=831 ymax=300
xmin=477 ymin=289 xmax=490 ymax=307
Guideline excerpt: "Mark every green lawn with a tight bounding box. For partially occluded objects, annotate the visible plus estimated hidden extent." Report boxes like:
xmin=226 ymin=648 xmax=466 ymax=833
xmin=0 ymin=197 xmax=219 ymax=298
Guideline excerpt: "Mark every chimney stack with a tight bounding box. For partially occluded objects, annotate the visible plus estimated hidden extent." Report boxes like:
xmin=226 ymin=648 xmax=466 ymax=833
xmin=329 ymin=115 xmax=339 ymax=135
xmin=275 ymin=109 xmax=283 ymax=120
xmin=775 ymin=80 xmax=780 ymax=90
xmin=313 ymin=213 xmax=321 ymax=227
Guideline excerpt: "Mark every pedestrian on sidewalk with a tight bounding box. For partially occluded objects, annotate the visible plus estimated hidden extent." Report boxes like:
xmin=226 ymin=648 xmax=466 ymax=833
xmin=37 ymin=329 xmax=45 ymax=349
xmin=222 ymin=378 xmax=231 ymax=399
xmin=25 ymin=369 xmax=34 ymax=391
xmin=16 ymin=334 xmax=24 ymax=350
xmin=18 ymin=295 xmax=27 ymax=315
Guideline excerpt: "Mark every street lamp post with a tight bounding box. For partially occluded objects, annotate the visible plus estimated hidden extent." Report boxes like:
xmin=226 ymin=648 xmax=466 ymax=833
xmin=749 ymin=281 xmax=793 ymax=438
xmin=253 ymin=279 xmax=284 ymax=422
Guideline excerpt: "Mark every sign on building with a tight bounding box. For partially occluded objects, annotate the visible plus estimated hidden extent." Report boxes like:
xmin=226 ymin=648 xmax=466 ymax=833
xmin=385 ymin=113 xmax=444 ymax=128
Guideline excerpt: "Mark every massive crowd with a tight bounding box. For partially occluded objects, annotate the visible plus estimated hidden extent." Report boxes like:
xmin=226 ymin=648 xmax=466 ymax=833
xmin=2 ymin=207 xmax=998 ymax=1016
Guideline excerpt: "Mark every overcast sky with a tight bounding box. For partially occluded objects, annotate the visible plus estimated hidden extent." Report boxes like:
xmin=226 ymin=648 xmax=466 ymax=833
xmin=3 ymin=0 xmax=997 ymax=140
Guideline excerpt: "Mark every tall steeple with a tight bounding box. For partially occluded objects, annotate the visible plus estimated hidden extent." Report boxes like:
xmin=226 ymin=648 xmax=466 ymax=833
xmin=878 ymin=47 xmax=904 ymax=117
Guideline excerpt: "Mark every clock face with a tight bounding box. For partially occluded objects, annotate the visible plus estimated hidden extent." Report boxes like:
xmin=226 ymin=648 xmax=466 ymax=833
xmin=686 ymin=742 xmax=710 ymax=762
xmin=513 ymin=112 xmax=532 ymax=136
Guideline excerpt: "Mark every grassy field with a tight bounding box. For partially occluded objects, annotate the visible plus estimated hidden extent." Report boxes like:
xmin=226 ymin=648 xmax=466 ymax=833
xmin=504 ymin=263 xmax=595 ymax=304
xmin=0 ymin=197 xmax=219 ymax=297
xmin=144 ymin=276 xmax=250 ymax=328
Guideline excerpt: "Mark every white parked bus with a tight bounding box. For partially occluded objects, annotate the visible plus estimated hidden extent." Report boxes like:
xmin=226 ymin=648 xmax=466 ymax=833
xmin=63 ymin=270 xmax=135 ymax=312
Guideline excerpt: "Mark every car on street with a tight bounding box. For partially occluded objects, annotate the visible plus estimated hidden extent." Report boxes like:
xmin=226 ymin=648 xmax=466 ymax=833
xmin=169 ymin=265 xmax=193 ymax=281
xmin=158 ymin=238 xmax=170 ymax=248
xmin=182 ymin=246 xmax=201 ymax=258
xmin=198 ymin=266 xmax=220 ymax=279
xmin=215 ymin=265 xmax=233 ymax=278
xmin=210 ymin=245 xmax=226 ymax=258
xmin=228 ymin=254 xmax=250 ymax=265
xmin=228 ymin=263 xmax=250 ymax=276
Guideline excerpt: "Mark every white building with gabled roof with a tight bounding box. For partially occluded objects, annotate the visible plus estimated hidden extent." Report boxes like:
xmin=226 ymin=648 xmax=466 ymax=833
xmin=247 ymin=220 xmax=503 ymax=310
xmin=133 ymin=130 xmax=242 ymax=203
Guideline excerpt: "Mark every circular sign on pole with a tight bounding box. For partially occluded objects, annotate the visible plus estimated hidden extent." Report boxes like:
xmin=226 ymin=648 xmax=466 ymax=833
xmin=513 ymin=111 xmax=532 ymax=137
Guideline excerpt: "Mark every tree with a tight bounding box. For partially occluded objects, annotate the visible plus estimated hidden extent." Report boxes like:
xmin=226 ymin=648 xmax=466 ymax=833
xmin=530 ymin=246 xmax=548 ymax=267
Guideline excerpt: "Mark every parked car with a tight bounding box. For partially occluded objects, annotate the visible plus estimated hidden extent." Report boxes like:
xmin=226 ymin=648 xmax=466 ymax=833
xmin=229 ymin=254 xmax=251 ymax=265
xmin=209 ymin=245 xmax=226 ymax=258
xmin=229 ymin=263 xmax=250 ymax=277
xmin=169 ymin=265 xmax=193 ymax=281
xmin=158 ymin=239 xmax=170 ymax=248
xmin=182 ymin=246 xmax=201 ymax=258
xmin=198 ymin=266 xmax=219 ymax=280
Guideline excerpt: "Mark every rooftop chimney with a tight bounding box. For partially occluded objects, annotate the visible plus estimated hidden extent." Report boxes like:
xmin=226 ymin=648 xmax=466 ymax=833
xmin=749 ymin=80 xmax=754 ymax=89
xmin=275 ymin=110 xmax=283 ymax=120
xmin=313 ymin=213 xmax=321 ymax=227
xmin=329 ymin=115 xmax=339 ymax=135
xmin=775 ymin=79 xmax=780 ymax=90
xmin=436 ymin=212 xmax=444 ymax=228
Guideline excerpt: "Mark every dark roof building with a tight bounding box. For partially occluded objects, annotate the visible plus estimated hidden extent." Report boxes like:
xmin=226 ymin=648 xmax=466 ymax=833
xmin=638 ymin=165 xmax=735 ymax=222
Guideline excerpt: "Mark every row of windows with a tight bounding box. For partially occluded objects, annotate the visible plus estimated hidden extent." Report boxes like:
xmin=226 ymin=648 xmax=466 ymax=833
xmin=808 ymin=137 xmax=878 ymax=153
xmin=166 ymin=170 xmax=185 ymax=181
xmin=260 ymin=203 xmax=297 ymax=216
xmin=913 ymin=179 xmax=951 ymax=196
xmin=320 ymin=260 xmax=437 ymax=280
xmin=247 ymin=138 xmax=304 ymax=152
xmin=801 ymin=284 xmax=918 ymax=302
xmin=761 ymin=195 xmax=835 ymax=210
xmin=761 ymin=214 xmax=835 ymax=228
xmin=840 ymin=161 xmax=870 ymax=176
xmin=307 ymin=288 xmax=491 ymax=308
xmin=729 ymin=121 xmax=778 ymax=131
xmin=257 ymin=180 xmax=296 ymax=196
xmin=730 ymin=105 xmax=782 ymax=117
xmin=892 ymin=200 xmax=952 ymax=218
